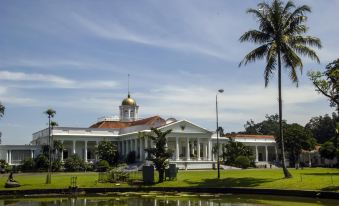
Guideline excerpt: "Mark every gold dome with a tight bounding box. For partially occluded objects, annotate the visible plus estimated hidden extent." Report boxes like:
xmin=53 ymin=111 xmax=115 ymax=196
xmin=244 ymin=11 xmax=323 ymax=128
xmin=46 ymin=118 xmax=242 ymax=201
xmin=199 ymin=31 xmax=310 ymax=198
xmin=122 ymin=94 xmax=137 ymax=106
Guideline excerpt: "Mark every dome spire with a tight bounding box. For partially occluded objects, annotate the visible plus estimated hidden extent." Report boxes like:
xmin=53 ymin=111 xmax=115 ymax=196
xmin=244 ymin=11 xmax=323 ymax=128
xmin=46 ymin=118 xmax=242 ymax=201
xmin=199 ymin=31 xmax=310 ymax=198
xmin=127 ymin=74 xmax=130 ymax=98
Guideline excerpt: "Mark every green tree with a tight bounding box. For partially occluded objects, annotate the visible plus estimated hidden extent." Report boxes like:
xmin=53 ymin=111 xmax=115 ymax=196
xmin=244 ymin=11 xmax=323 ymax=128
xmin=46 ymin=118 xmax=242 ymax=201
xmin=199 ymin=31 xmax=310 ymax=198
xmin=276 ymin=123 xmax=316 ymax=167
xmin=223 ymin=138 xmax=254 ymax=167
xmin=305 ymin=114 xmax=336 ymax=144
xmin=239 ymin=0 xmax=321 ymax=178
xmin=319 ymin=141 xmax=337 ymax=160
xmin=244 ymin=114 xmax=286 ymax=135
xmin=308 ymin=59 xmax=339 ymax=116
xmin=143 ymin=128 xmax=173 ymax=183
xmin=97 ymin=140 xmax=119 ymax=166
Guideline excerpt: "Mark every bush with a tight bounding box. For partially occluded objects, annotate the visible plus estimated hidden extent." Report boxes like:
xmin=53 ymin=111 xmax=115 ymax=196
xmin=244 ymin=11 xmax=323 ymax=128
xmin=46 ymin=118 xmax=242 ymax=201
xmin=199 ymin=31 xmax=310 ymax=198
xmin=235 ymin=155 xmax=251 ymax=169
xmin=52 ymin=159 xmax=63 ymax=172
xmin=34 ymin=154 xmax=49 ymax=171
xmin=64 ymin=154 xmax=85 ymax=172
xmin=106 ymin=164 xmax=129 ymax=182
xmin=96 ymin=160 xmax=110 ymax=172
xmin=0 ymin=159 xmax=8 ymax=173
xmin=126 ymin=151 xmax=136 ymax=164
xmin=21 ymin=158 xmax=35 ymax=172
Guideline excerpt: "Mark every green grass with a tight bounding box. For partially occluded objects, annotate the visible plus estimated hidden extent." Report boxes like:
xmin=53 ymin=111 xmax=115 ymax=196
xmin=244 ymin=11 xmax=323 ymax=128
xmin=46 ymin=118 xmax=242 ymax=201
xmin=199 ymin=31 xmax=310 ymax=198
xmin=0 ymin=168 xmax=338 ymax=192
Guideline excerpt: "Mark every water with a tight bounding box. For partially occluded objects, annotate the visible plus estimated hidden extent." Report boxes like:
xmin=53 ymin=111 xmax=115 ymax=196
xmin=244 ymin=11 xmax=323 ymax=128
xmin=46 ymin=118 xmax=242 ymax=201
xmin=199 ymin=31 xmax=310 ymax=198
xmin=0 ymin=193 xmax=338 ymax=206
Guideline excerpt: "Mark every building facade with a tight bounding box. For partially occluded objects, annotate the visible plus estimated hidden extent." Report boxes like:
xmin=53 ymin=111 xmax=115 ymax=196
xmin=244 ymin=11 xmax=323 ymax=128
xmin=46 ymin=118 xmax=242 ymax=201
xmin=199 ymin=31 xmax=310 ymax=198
xmin=1 ymin=94 xmax=282 ymax=169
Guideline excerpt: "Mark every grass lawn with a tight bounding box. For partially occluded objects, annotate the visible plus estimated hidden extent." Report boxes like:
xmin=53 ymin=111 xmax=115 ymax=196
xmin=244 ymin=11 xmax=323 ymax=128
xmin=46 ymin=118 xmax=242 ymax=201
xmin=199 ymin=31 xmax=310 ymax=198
xmin=0 ymin=168 xmax=338 ymax=192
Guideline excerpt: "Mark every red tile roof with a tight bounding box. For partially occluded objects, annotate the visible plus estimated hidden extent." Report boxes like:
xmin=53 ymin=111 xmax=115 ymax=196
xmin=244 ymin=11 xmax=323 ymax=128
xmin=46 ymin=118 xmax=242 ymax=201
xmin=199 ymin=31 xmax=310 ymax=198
xmin=226 ymin=134 xmax=275 ymax=139
xmin=89 ymin=116 xmax=166 ymax=129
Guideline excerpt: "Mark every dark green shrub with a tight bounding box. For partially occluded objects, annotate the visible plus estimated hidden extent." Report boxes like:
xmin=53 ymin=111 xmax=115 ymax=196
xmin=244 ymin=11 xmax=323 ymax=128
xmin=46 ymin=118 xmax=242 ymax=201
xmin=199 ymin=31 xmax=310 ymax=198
xmin=0 ymin=159 xmax=8 ymax=173
xmin=34 ymin=154 xmax=49 ymax=171
xmin=235 ymin=156 xmax=251 ymax=169
xmin=21 ymin=158 xmax=35 ymax=172
xmin=97 ymin=160 xmax=110 ymax=172
xmin=126 ymin=151 xmax=136 ymax=164
xmin=52 ymin=159 xmax=62 ymax=172
xmin=64 ymin=154 xmax=85 ymax=172
xmin=97 ymin=141 xmax=119 ymax=166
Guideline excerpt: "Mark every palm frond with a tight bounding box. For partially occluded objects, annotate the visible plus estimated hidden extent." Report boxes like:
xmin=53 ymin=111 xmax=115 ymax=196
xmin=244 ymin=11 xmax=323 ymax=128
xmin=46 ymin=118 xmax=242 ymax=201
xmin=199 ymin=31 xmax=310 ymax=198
xmin=289 ymin=36 xmax=322 ymax=49
xmin=239 ymin=30 xmax=272 ymax=43
xmin=264 ymin=45 xmax=277 ymax=87
xmin=239 ymin=44 xmax=270 ymax=67
xmin=282 ymin=1 xmax=295 ymax=14
xmin=281 ymin=45 xmax=303 ymax=84
xmin=291 ymin=44 xmax=320 ymax=63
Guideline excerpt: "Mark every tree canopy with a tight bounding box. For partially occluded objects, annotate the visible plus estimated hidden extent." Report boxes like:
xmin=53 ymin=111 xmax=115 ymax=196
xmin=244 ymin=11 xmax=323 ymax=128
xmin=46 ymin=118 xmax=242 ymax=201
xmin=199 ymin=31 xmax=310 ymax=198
xmin=97 ymin=140 xmax=119 ymax=166
xmin=305 ymin=113 xmax=337 ymax=144
xmin=143 ymin=128 xmax=173 ymax=183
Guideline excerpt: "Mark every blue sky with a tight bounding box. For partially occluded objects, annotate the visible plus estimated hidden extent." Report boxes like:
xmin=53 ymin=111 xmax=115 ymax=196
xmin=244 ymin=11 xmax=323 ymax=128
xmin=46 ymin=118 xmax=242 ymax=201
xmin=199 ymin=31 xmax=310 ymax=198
xmin=0 ymin=0 xmax=338 ymax=144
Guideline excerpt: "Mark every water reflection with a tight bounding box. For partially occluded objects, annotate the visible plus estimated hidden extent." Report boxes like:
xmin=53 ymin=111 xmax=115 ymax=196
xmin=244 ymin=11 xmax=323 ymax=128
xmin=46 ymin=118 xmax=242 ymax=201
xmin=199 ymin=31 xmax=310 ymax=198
xmin=0 ymin=194 xmax=338 ymax=206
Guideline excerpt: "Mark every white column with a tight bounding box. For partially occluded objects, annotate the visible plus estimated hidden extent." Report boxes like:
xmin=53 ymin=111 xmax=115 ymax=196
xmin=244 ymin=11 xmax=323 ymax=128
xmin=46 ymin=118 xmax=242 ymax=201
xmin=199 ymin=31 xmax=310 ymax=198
xmin=84 ymin=141 xmax=88 ymax=162
xmin=8 ymin=150 xmax=11 ymax=164
xmin=186 ymin=137 xmax=190 ymax=161
xmin=265 ymin=145 xmax=268 ymax=162
xmin=255 ymin=145 xmax=259 ymax=162
xmin=31 ymin=150 xmax=34 ymax=159
xmin=204 ymin=143 xmax=208 ymax=160
xmin=197 ymin=138 xmax=201 ymax=160
xmin=275 ymin=146 xmax=278 ymax=161
xmin=176 ymin=137 xmax=180 ymax=161
xmin=96 ymin=141 xmax=99 ymax=161
xmin=139 ymin=139 xmax=143 ymax=161
xmin=60 ymin=140 xmax=64 ymax=161
xmin=134 ymin=139 xmax=138 ymax=156
xmin=73 ymin=140 xmax=76 ymax=154
xmin=121 ymin=141 xmax=125 ymax=156
xmin=144 ymin=137 xmax=148 ymax=159
xmin=6 ymin=151 xmax=8 ymax=163
xmin=208 ymin=140 xmax=212 ymax=161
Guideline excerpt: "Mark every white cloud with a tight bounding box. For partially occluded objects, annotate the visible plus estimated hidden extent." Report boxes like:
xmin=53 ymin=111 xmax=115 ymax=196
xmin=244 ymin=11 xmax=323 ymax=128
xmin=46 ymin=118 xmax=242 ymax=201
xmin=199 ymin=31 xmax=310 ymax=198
xmin=0 ymin=70 xmax=117 ymax=89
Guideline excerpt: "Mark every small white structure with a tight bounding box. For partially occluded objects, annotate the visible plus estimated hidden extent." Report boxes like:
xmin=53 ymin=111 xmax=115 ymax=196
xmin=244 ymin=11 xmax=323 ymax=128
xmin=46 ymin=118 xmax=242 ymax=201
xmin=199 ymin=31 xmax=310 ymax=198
xmin=0 ymin=93 xmax=283 ymax=169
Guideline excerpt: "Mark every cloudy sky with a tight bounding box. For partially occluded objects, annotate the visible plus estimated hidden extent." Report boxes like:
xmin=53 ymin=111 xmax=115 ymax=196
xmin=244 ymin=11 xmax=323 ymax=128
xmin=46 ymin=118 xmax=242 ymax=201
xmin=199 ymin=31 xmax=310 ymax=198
xmin=0 ymin=0 xmax=338 ymax=144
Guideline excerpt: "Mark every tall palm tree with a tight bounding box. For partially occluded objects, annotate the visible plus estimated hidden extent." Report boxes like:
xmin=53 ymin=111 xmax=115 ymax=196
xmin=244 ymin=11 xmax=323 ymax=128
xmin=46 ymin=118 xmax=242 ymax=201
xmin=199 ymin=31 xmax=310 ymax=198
xmin=44 ymin=108 xmax=56 ymax=184
xmin=0 ymin=102 xmax=4 ymax=118
xmin=239 ymin=0 xmax=321 ymax=178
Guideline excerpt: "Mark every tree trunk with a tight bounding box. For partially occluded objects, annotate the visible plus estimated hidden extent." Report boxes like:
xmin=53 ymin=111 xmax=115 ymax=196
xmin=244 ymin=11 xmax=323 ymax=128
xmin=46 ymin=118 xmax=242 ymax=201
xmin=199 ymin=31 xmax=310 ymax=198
xmin=278 ymin=50 xmax=293 ymax=178
xmin=158 ymin=169 xmax=164 ymax=183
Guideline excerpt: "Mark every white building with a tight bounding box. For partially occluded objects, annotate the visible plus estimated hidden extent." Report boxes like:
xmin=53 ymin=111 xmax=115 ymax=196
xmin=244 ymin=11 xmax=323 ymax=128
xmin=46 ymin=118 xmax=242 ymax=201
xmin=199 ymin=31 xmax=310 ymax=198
xmin=1 ymin=94 xmax=281 ymax=169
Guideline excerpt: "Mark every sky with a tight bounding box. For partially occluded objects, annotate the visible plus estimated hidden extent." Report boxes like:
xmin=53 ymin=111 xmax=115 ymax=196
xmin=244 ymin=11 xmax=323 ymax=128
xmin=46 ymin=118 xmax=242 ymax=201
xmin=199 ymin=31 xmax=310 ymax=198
xmin=0 ymin=0 xmax=338 ymax=145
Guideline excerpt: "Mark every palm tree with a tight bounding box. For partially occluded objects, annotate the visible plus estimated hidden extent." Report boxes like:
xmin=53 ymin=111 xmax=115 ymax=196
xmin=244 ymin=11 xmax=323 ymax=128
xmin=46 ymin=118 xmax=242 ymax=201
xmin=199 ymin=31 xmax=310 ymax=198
xmin=0 ymin=102 xmax=4 ymax=118
xmin=239 ymin=0 xmax=321 ymax=178
xmin=44 ymin=108 xmax=56 ymax=184
xmin=143 ymin=128 xmax=173 ymax=183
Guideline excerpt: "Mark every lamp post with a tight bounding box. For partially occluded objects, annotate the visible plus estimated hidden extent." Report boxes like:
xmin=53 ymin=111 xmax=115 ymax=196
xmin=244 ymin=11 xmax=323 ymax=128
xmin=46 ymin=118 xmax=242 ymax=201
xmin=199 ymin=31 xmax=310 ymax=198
xmin=216 ymin=89 xmax=224 ymax=179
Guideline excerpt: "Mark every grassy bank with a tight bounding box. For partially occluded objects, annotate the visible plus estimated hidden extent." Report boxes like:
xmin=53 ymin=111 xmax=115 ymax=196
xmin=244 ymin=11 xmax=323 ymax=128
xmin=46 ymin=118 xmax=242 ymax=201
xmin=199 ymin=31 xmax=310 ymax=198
xmin=0 ymin=168 xmax=338 ymax=192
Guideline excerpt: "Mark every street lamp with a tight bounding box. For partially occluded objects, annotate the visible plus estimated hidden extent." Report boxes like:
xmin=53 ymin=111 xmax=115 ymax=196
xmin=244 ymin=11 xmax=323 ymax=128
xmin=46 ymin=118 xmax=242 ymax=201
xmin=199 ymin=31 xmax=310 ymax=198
xmin=216 ymin=89 xmax=224 ymax=179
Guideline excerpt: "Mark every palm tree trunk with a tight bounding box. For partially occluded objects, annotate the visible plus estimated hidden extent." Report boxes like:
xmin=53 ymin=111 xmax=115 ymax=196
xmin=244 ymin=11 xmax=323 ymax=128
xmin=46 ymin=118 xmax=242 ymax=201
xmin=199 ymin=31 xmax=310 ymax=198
xmin=278 ymin=50 xmax=293 ymax=178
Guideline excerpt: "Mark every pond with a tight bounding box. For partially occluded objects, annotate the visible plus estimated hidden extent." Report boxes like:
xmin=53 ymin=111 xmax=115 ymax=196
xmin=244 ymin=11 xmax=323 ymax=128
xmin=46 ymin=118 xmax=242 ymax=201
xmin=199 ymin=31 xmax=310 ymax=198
xmin=0 ymin=193 xmax=338 ymax=206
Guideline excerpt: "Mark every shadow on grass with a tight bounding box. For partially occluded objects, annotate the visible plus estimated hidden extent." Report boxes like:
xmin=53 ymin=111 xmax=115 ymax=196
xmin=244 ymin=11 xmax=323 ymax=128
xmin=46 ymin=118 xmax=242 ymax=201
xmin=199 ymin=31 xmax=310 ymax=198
xmin=302 ymin=172 xmax=339 ymax=176
xmin=321 ymin=186 xmax=339 ymax=191
xmin=183 ymin=177 xmax=275 ymax=188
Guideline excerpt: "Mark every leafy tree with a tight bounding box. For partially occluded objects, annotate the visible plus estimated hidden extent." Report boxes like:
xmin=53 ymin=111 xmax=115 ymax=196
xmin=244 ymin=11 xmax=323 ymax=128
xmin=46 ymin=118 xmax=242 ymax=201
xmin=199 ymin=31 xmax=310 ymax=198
xmin=143 ymin=128 xmax=173 ymax=183
xmin=308 ymin=59 xmax=339 ymax=116
xmin=34 ymin=154 xmax=49 ymax=171
xmin=0 ymin=102 xmax=4 ymax=118
xmin=96 ymin=160 xmax=110 ymax=172
xmin=305 ymin=114 xmax=336 ymax=144
xmin=21 ymin=158 xmax=35 ymax=172
xmin=97 ymin=140 xmax=119 ymax=166
xmin=239 ymin=0 xmax=321 ymax=178
xmin=53 ymin=140 xmax=64 ymax=160
xmin=319 ymin=141 xmax=337 ymax=160
xmin=223 ymin=138 xmax=254 ymax=167
xmin=235 ymin=156 xmax=251 ymax=169
xmin=244 ymin=114 xmax=286 ymax=135
xmin=276 ymin=123 xmax=316 ymax=167
xmin=64 ymin=154 xmax=85 ymax=172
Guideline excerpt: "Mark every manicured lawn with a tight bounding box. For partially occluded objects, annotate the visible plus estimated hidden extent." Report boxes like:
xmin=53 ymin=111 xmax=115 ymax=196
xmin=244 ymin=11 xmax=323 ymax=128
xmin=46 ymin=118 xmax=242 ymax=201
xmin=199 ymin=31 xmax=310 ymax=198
xmin=0 ymin=168 xmax=338 ymax=192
